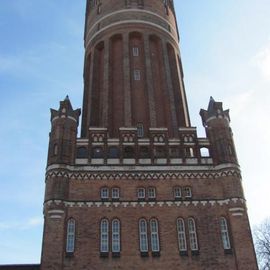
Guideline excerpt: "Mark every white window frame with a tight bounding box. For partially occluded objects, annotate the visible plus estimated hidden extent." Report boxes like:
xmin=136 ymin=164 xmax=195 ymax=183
xmin=100 ymin=219 xmax=109 ymax=253
xmin=137 ymin=188 xmax=146 ymax=199
xmin=134 ymin=69 xmax=141 ymax=81
xmin=177 ymin=218 xmax=187 ymax=252
xmin=66 ymin=219 xmax=76 ymax=253
xmin=188 ymin=218 xmax=198 ymax=251
xmin=112 ymin=187 xmax=120 ymax=200
xmin=139 ymin=219 xmax=148 ymax=252
xmin=150 ymin=219 xmax=160 ymax=252
xmin=137 ymin=123 xmax=144 ymax=138
xmin=174 ymin=187 xmax=182 ymax=199
xmin=112 ymin=219 xmax=121 ymax=253
xmin=133 ymin=47 xmax=139 ymax=57
xmin=101 ymin=187 xmax=109 ymax=199
xmin=220 ymin=217 xmax=231 ymax=250
xmin=148 ymin=187 xmax=156 ymax=199
xmin=184 ymin=187 xmax=192 ymax=198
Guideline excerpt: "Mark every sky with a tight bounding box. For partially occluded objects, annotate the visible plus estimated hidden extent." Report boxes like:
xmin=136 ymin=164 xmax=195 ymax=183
xmin=0 ymin=0 xmax=269 ymax=265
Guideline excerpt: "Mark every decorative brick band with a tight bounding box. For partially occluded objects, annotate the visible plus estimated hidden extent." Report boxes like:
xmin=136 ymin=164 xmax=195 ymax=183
xmin=46 ymin=167 xmax=241 ymax=181
xmin=44 ymin=197 xmax=246 ymax=209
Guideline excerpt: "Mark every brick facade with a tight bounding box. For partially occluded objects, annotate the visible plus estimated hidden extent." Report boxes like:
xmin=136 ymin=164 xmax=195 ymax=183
xmin=40 ymin=1 xmax=258 ymax=269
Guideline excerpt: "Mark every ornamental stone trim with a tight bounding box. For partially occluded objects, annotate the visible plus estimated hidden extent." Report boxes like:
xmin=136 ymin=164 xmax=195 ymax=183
xmin=44 ymin=197 xmax=246 ymax=209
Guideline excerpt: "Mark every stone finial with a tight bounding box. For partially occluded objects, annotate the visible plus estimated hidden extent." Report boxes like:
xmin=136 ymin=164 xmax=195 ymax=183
xmin=200 ymin=97 xmax=230 ymax=127
xmin=50 ymin=96 xmax=81 ymax=123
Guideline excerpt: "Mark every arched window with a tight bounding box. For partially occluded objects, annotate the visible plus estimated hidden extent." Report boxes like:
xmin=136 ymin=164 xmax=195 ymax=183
xmin=139 ymin=219 xmax=148 ymax=253
xmin=92 ymin=147 xmax=104 ymax=158
xmin=183 ymin=187 xmax=192 ymax=199
xmin=220 ymin=217 xmax=231 ymax=250
xmin=147 ymin=187 xmax=156 ymax=200
xmin=174 ymin=186 xmax=182 ymax=200
xmin=188 ymin=218 xmax=198 ymax=251
xmin=177 ymin=218 xmax=187 ymax=252
xmin=53 ymin=144 xmax=58 ymax=156
xmin=150 ymin=219 xmax=160 ymax=252
xmin=66 ymin=219 xmax=76 ymax=253
xmin=100 ymin=187 xmax=109 ymax=200
xmin=112 ymin=187 xmax=120 ymax=200
xmin=100 ymin=219 xmax=109 ymax=253
xmin=112 ymin=219 xmax=121 ymax=253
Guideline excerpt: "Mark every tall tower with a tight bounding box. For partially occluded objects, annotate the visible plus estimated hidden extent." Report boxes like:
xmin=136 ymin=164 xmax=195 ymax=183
xmin=41 ymin=1 xmax=258 ymax=269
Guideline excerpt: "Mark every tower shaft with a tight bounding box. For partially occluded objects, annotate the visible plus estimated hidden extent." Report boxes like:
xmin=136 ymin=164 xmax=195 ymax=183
xmin=81 ymin=0 xmax=190 ymax=138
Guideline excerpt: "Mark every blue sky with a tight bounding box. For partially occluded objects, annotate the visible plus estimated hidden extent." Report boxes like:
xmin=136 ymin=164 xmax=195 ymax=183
xmin=0 ymin=0 xmax=269 ymax=264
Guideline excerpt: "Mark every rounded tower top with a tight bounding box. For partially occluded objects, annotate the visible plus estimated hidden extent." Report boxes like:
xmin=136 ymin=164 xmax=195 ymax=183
xmin=84 ymin=0 xmax=179 ymax=49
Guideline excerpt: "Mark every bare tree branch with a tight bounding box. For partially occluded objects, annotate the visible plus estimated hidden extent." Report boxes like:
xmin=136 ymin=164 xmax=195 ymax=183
xmin=254 ymin=218 xmax=270 ymax=270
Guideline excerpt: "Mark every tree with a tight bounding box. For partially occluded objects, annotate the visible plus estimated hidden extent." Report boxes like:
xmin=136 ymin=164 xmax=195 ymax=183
xmin=254 ymin=218 xmax=270 ymax=270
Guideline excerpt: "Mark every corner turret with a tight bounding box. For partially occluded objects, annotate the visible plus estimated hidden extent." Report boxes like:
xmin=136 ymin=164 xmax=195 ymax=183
xmin=200 ymin=97 xmax=238 ymax=165
xmin=47 ymin=96 xmax=81 ymax=166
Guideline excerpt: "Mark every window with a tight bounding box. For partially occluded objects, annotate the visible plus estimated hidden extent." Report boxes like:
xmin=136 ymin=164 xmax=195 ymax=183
xmin=174 ymin=187 xmax=182 ymax=199
xmin=177 ymin=218 xmax=187 ymax=252
xmin=53 ymin=144 xmax=58 ymax=156
xmin=137 ymin=123 xmax=144 ymax=138
xmin=220 ymin=217 xmax=231 ymax=250
xmin=133 ymin=47 xmax=139 ymax=56
xmin=66 ymin=219 xmax=76 ymax=253
xmin=77 ymin=147 xmax=88 ymax=158
xmin=92 ymin=147 xmax=104 ymax=158
xmin=200 ymin=147 xmax=210 ymax=157
xmin=150 ymin=219 xmax=160 ymax=253
xmin=137 ymin=188 xmax=145 ymax=200
xmin=184 ymin=187 xmax=192 ymax=198
xmin=123 ymin=146 xmax=135 ymax=158
xmin=140 ymin=146 xmax=150 ymax=158
xmin=184 ymin=148 xmax=194 ymax=158
xmin=139 ymin=219 xmax=148 ymax=253
xmin=112 ymin=188 xmax=120 ymax=200
xmin=148 ymin=187 xmax=156 ymax=200
xmin=100 ymin=219 xmax=109 ymax=253
xmin=112 ymin=219 xmax=121 ymax=253
xmin=108 ymin=146 xmax=119 ymax=158
xmin=101 ymin=187 xmax=109 ymax=200
xmin=188 ymin=218 xmax=198 ymax=251
xmin=134 ymin=69 xmax=141 ymax=81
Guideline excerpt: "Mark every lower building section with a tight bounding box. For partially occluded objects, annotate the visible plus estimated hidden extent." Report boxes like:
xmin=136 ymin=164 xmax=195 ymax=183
xmin=41 ymin=200 xmax=257 ymax=269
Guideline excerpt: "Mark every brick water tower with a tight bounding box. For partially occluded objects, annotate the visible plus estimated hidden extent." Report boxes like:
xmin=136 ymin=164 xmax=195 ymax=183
xmin=41 ymin=1 xmax=258 ymax=269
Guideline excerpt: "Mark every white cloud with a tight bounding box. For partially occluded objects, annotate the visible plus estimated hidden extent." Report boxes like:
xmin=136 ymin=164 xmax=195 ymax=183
xmin=0 ymin=216 xmax=43 ymax=231
xmin=253 ymin=41 xmax=270 ymax=81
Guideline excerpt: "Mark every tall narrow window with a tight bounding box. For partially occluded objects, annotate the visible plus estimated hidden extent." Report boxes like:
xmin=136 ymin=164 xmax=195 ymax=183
xmin=112 ymin=219 xmax=121 ymax=253
xmin=150 ymin=219 xmax=160 ymax=253
xmin=101 ymin=187 xmax=109 ymax=200
xmin=66 ymin=219 xmax=76 ymax=253
xmin=137 ymin=188 xmax=145 ymax=200
xmin=148 ymin=187 xmax=156 ymax=200
xmin=112 ymin=187 xmax=120 ymax=200
xmin=100 ymin=219 xmax=109 ymax=253
xmin=177 ymin=218 xmax=187 ymax=253
xmin=133 ymin=47 xmax=139 ymax=56
xmin=139 ymin=219 xmax=148 ymax=253
xmin=134 ymin=69 xmax=141 ymax=80
xmin=220 ymin=217 xmax=231 ymax=250
xmin=174 ymin=187 xmax=182 ymax=200
xmin=184 ymin=187 xmax=192 ymax=199
xmin=137 ymin=123 xmax=144 ymax=138
xmin=188 ymin=218 xmax=198 ymax=251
